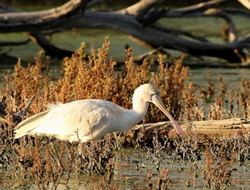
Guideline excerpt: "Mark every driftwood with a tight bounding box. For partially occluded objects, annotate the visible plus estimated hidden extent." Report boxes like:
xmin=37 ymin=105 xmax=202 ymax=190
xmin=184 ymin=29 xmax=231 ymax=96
xmin=0 ymin=0 xmax=249 ymax=64
xmin=125 ymin=118 xmax=250 ymax=144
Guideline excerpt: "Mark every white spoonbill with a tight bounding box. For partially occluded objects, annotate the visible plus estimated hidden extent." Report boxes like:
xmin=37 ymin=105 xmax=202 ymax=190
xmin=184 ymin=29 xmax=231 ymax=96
xmin=15 ymin=83 xmax=184 ymax=142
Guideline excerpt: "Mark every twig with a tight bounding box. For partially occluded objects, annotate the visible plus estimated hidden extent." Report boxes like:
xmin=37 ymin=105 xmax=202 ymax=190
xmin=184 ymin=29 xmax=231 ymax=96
xmin=23 ymin=94 xmax=35 ymax=117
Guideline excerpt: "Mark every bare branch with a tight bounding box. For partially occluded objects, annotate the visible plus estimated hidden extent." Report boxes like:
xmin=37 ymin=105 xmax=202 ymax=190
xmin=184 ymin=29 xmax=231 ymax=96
xmin=23 ymin=94 xmax=35 ymax=117
xmin=0 ymin=0 xmax=249 ymax=64
xmin=117 ymin=0 xmax=163 ymax=16
xmin=152 ymin=24 xmax=209 ymax=42
xmin=126 ymin=46 xmax=166 ymax=63
xmin=0 ymin=38 xmax=30 ymax=46
xmin=0 ymin=2 xmax=77 ymax=58
xmin=223 ymin=8 xmax=250 ymax=18
xmin=165 ymin=0 xmax=228 ymax=17
xmin=25 ymin=31 xmax=74 ymax=58
xmin=136 ymin=8 xmax=167 ymax=27
xmin=238 ymin=0 xmax=250 ymax=9
xmin=0 ymin=0 xmax=91 ymax=32
xmin=86 ymin=0 xmax=104 ymax=8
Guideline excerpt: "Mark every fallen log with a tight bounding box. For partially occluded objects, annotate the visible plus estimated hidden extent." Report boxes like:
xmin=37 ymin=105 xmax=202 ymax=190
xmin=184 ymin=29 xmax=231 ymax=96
xmin=124 ymin=118 xmax=250 ymax=145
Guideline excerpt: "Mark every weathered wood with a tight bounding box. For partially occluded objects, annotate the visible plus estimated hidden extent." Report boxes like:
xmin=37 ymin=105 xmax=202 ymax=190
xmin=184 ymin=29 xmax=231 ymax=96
xmin=0 ymin=0 xmax=249 ymax=63
xmin=0 ymin=0 xmax=90 ymax=24
xmin=238 ymin=0 xmax=250 ymax=10
xmin=126 ymin=118 xmax=250 ymax=143
xmin=25 ymin=31 xmax=74 ymax=58
xmin=117 ymin=0 xmax=161 ymax=16
xmin=0 ymin=2 xmax=78 ymax=58
xmin=74 ymin=11 xmax=249 ymax=63
xmin=152 ymin=24 xmax=209 ymax=42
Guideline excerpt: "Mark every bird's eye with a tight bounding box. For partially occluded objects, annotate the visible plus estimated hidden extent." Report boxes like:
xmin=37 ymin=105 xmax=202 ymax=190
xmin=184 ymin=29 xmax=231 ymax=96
xmin=150 ymin=94 xmax=155 ymax=101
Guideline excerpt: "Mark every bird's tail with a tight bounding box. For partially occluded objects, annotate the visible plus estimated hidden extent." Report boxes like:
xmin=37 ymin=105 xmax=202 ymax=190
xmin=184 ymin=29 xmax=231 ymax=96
xmin=14 ymin=110 xmax=50 ymax=139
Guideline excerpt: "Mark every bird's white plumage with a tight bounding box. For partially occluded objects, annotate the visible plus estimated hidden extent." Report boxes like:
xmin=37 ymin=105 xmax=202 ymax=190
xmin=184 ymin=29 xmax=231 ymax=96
xmin=15 ymin=83 xmax=184 ymax=142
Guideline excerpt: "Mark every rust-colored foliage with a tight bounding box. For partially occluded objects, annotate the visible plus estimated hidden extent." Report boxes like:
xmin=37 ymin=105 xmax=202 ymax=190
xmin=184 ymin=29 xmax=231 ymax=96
xmin=202 ymin=146 xmax=235 ymax=189
xmin=1 ymin=37 xmax=188 ymax=124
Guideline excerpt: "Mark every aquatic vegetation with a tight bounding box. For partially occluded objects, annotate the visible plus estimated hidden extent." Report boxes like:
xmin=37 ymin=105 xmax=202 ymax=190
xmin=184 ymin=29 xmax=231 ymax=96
xmin=147 ymin=168 xmax=171 ymax=189
xmin=202 ymin=147 xmax=235 ymax=189
xmin=173 ymin=123 xmax=201 ymax=162
xmin=12 ymin=135 xmax=116 ymax=189
xmin=211 ymin=129 xmax=250 ymax=163
xmin=76 ymin=138 xmax=115 ymax=175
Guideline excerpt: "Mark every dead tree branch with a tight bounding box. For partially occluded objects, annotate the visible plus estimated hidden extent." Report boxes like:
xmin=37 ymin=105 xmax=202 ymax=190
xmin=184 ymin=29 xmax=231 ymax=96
xmin=238 ymin=0 xmax=250 ymax=10
xmin=0 ymin=0 xmax=249 ymax=64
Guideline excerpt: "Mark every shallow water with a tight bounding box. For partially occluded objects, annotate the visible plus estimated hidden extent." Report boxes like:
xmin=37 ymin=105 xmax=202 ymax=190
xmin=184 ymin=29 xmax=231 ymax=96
xmin=188 ymin=67 xmax=250 ymax=90
xmin=1 ymin=148 xmax=250 ymax=189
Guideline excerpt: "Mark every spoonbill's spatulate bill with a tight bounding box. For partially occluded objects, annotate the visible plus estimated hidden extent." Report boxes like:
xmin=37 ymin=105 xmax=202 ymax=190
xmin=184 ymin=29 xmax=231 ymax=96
xmin=15 ymin=83 xmax=184 ymax=142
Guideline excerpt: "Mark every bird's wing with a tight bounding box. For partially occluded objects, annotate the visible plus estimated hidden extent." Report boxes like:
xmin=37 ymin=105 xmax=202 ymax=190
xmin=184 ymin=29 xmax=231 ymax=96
xmin=31 ymin=100 xmax=112 ymax=141
xmin=14 ymin=110 xmax=50 ymax=139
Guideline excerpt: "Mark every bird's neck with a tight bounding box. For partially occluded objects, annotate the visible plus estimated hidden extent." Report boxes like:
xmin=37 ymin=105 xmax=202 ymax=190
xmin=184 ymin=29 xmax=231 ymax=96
xmin=112 ymin=96 xmax=149 ymax=133
xmin=131 ymin=96 xmax=149 ymax=122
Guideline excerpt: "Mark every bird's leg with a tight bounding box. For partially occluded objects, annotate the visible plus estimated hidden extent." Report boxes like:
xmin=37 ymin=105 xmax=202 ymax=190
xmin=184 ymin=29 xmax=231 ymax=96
xmin=142 ymin=118 xmax=146 ymax=132
xmin=51 ymin=142 xmax=65 ymax=171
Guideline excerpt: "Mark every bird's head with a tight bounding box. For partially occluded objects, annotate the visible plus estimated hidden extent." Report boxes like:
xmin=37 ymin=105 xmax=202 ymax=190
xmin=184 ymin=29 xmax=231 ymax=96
xmin=134 ymin=83 xmax=161 ymax=103
xmin=134 ymin=83 xmax=184 ymax=135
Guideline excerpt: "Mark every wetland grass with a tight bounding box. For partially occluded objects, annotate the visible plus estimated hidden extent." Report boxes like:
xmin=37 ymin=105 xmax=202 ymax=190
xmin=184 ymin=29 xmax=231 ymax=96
xmin=202 ymin=147 xmax=235 ymax=189
xmin=0 ymin=37 xmax=250 ymax=189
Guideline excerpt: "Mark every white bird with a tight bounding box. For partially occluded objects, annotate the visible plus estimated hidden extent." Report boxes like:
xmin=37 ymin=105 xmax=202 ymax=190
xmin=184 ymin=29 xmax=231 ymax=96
xmin=15 ymin=83 xmax=184 ymax=142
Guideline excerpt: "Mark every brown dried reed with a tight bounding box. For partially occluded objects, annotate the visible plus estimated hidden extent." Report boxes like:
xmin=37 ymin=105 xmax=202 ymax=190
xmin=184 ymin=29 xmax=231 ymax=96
xmin=202 ymin=146 xmax=235 ymax=189
xmin=172 ymin=122 xmax=201 ymax=162
xmin=1 ymin=37 xmax=188 ymax=123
